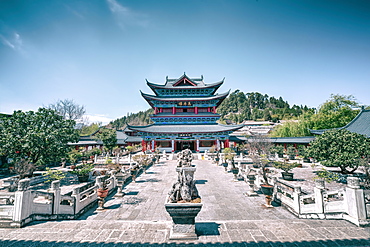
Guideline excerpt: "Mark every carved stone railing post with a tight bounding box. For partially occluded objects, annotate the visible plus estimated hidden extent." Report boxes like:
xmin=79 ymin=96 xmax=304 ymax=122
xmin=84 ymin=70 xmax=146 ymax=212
xmin=72 ymin=187 xmax=81 ymax=214
xmin=51 ymin=180 xmax=61 ymax=215
xmin=12 ymin=178 xmax=31 ymax=226
xmin=345 ymin=177 xmax=367 ymax=226
xmin=314 ymin=179 xmax=325 ymax=214
xmin=293 ymin=186 xmax=302 ymax=214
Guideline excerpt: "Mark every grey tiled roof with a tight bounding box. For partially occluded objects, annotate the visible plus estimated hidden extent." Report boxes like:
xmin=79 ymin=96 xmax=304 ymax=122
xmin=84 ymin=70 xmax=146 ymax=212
xmin=146 ymin=74 xmax=224 ymax=89
xmin=310 ymin=109 xmax=370 ymax=137
xmin=128 ymin=124 xmax=243 ymax=133
xmin=344 ymin=109 xmax=370 ymax=137
xmin=140 ymin=90 xmax=229 ymax=102
xmin=229 ymin=136 xmax=315 ymax=144
xmin=270 ymin=136 xmax=315 ymax=144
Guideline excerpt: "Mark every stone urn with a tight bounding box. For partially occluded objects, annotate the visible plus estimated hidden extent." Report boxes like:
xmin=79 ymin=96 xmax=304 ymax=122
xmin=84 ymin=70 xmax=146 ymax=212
xmin=165 ymin=199 xmax=203 ymax=240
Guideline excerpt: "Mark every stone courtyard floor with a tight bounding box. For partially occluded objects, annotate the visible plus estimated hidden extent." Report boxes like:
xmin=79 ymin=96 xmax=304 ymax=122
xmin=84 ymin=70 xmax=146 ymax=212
xmin=0 ymin=159 xmax=369 ymax=246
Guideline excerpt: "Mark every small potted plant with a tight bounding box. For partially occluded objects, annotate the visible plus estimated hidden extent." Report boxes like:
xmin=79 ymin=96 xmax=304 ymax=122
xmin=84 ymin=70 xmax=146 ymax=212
xmin=273 ymin=160 xmax=299 ymax=181
xmin=271 ymin=145 xmax=284 ymax=158
xmin=286 ymin=146 xmax=296 ymax=160
xmin=43 ymin=168 xmax=66 ymax=183
xmin=313 ymin=168 xmax=340 ymax=189
xmin=298 ymin=146 xmax=311 ymax=163
xmin=97 ymin=179 xmax=108 ymax=198
xmin=70 ymin=163 xmax=94 ymax=182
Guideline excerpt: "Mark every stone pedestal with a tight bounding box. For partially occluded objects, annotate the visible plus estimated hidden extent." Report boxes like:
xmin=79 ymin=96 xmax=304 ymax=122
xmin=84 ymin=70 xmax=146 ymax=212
xmin=176 ymin=166 xmax=196 ymax=179
xmin=164 ymin=201 xmax=202 ymax=240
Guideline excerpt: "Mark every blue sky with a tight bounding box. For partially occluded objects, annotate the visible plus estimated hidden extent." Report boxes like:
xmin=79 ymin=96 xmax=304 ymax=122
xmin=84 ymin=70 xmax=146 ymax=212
xmin=1 ymin=0 xmax=370 ymax=124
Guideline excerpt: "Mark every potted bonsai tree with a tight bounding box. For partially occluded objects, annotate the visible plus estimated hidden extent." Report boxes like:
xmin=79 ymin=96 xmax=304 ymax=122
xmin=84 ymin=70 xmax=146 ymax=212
xmin=271 ymin=145 xmax=284 ymax=158
xmin=273 ymin=160 xmax=299 ymax=181
xmin=286 ymin=146 xmax=296 ymax=160
xmin=248 ymin=135 xmax=275 ymax=207
xmin=70 ymin=163 xmax=94 ymax=182
xmin=298 ymin=145 xmax=311 ymax=163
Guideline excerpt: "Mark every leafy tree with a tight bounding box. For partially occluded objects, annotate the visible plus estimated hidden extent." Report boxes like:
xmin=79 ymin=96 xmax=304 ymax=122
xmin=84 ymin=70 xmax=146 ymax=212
xmin=94 ymin=128 xmax=117 ymax=152
xmin=270 ymin=118 xmax=312 ymax=137
xmin=80 ymin=122 xmax=101 ymax=136
xmin=217 ymin=90 xmax=313 ymax=123
xmin=0 ymin=108 xmax=79 ymax=168
xmin=46 ymin=99 xmax=86 ymax=121
xmin=307 ymin=129 xmax=370 ymax=174
xmin=310 ymin=94 xmax=360 ymax=130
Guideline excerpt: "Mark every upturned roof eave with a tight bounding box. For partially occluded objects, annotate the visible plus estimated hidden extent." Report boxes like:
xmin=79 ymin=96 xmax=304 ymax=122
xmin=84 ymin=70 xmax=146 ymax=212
xmin=146 ymin=77 xmax=224 ymax=90
xmin=127 ymin=123 xmax=243 ymax=134
xmin=140 ymin=90 xmax=230 ymax=102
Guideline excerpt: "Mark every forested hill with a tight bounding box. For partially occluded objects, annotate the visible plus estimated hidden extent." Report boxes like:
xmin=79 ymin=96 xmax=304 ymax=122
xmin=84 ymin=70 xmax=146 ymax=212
xmin=109 ymin=108 xmax=154 ymax=130
xmin=108 ymin=90 xmax=314 ymax=129
xmin=217 ymin=90 xmax=314 ymax=123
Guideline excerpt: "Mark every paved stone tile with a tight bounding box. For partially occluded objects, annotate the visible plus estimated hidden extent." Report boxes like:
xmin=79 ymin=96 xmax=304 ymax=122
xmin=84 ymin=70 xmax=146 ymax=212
xmin=1 ymin=159 xmax=370 ymax=246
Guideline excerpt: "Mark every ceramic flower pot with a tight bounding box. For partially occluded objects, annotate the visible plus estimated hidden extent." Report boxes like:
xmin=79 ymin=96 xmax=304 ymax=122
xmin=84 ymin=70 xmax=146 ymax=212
xmin=97 ymin=188 xmax=108 ymax=198
xmin=282 ymin=172 xmax=294 ymax=181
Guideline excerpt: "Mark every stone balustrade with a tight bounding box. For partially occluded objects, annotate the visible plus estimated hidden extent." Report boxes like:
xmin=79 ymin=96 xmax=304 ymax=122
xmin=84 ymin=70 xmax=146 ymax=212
xmin=272 ymin=176 xmax=370 ymax=226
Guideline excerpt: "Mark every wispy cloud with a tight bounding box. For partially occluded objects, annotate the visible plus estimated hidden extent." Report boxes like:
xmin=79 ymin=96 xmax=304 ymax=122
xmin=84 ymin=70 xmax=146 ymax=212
xmin=0 ymin=31 xmax=24 ymax=52
xmin=85 ymin=114 xmax=114 ymax=125
xmin=106 ymin=0 xmax=150 ymax=29
xmin=64 ymin=4 xmax=85 ymax=20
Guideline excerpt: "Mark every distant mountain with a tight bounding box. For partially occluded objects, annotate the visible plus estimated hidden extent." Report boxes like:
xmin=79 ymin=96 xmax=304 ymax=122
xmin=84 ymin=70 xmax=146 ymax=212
xmin=217 ymin=90 xmax=314 ymax=123
xmin=108 ymin=108 xmax=154 ymax=130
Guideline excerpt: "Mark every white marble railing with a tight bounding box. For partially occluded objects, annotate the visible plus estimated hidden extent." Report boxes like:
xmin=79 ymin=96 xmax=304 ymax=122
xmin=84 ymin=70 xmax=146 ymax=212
xmin=271 ymin=177 xmax=369 ymax=226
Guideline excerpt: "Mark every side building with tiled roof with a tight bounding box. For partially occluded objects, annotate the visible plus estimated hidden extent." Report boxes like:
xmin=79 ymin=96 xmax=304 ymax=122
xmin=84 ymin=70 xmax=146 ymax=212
xmin=310 ymin=108 xmax=370 ymax=137
xmin=69 ymin=128 xmax=142 ymax=150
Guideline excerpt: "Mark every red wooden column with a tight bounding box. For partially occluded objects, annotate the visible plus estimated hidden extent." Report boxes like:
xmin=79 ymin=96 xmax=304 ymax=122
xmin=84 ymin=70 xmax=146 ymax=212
xmin=213 ymin=106 xmax=216 ymax=113
xmin=172 ymin=107 xmax=176 ymax=114
xmin=225 ymin=139 xmax=230 ymax=148
xmin=195 ymin=106 xmax=198 ymax=114
xmin=141 ymin=140 xmax=146 ymax=152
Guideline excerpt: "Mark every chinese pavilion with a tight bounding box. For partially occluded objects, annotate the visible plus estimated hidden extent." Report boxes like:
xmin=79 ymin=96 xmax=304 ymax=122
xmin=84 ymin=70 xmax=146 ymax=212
xmin=128 ymin=74 xmax=243 ymax=152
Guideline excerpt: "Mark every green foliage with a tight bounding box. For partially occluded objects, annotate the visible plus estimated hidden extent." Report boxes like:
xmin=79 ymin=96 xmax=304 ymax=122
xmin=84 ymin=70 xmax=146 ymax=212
xmin=270 ymin=145 xmax=284 ymax=156
xmin=307 ymin=129 xmax=370 ymax=174
xmin=0 ymin=108 xmax=79 ymax=167
xmin=217 ymin=90 xmax=313 ymax=123
xmin=273 ymin=161 xmax=299 ymax=173
xmin=223 ymin=147 xmax=235 ymax=161
xmin=270 ymin=118 xmax=313 ymax=137
xmin=80 ymin=122 xmax=101 ymax=136
xmin=70 ymin=163 xmax=94 ymax=176
xmin=68 ymin=149 xmax=82 ymax=164
xmin=94 ymin=128 xmax=117 ymax=152
xmin=270 ymin=94 xmax=361 ymax=137
xmin=87 ymin=147 xmax=102 ymax=156
xmin=310 ymin=94 xmax=360 ymax=130
xmin=126 ymin=146 xmax=134 ymax=153
xmin=109 ymin=109 xmax=154 ymax=129
xmin=43 ymin=168 xmax=66 ymax=183
xmin=286 ymin=146 xmax=296 ymax=156
xmin=314 ymin=168 xmax=340 ymax=183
